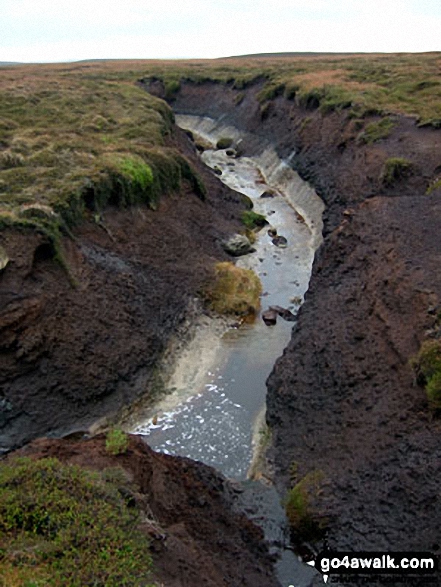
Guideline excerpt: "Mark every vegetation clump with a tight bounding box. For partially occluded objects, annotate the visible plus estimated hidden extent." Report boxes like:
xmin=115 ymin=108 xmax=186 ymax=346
xmin=241 ymin=210 xmax=268 ymax=230
xmin=411 ymin=339 xmax=441 ymax=409
xmin=358 ymin=117 xmax=396 ymax=144
xmin=106 ymin=428 xmax=129 ymax=456
xmin=216 ymin=137 xmax=234 ymax=150
xmin=203 ymin=261 xmax=262 ymax=316
xmin=380 ymin=157 xmax=413 ymax=186
xmin=0 ymin=457 xmax=153 ymax=586
xmin=285 ymin=470 xmax=327 ymax=542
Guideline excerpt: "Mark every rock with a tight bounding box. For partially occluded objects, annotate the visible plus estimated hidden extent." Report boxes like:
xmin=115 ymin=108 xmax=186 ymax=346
xmin=226 ymin=149 xmax=236 ymax=157
xmin=267 ymin=227 xmax=278 ymax=237
xmin=269 ymin=305 xmax=296 ymax=322
xmin=214 ymin=166 xmax=222 ymax=176
xmin=0 ymin=245 xmax=9 ymax=272
xmin=260 ymin=189 xmax=277 ymax=198
xmin=222 ymin=234 xmax=255 ymax=257
xmin=272 ymin=235 xmax=288 ymax=248
xmin=262 ymin=309 xmax=278 ymax=326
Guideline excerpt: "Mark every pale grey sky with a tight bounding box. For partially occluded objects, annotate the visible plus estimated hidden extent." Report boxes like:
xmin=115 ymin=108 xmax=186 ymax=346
xmin=1 ymin=0 xmax=440 ymax=62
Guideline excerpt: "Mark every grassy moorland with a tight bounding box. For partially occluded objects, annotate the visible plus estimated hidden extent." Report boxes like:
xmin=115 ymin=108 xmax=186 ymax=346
xmin=1 ymin=53 xmax=441 ymax=241
xmin=0 ymin=63 xmax=206 ymax=251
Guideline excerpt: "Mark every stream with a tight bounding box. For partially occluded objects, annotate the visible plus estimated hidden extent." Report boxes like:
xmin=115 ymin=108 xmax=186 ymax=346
xmin=128 ymin=116 xmax=326 ymax=586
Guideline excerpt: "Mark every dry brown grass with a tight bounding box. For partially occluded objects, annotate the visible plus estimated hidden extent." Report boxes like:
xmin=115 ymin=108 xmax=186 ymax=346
xmin=203 ymin=261 xmax=262 ymax=317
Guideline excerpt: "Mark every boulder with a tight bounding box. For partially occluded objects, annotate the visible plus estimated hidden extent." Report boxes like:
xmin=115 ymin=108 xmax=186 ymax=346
xmin=222 ymin=234 xmax=255 ymax=257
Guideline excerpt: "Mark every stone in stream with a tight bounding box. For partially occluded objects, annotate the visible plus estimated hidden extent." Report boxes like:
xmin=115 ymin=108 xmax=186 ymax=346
xmin=260 ymin=189 xmax=277 ymax=198
xmin=222 ymin=234 xmax=256 ymax=257
xmin=267 ymin=227 xmax=277 ymax=237
xmin=262 ymin=308 xmax=278 ymax=326
xmin=262 ymin=306 xmax=296 ymax=326
xmin=272 ymin=235 xmax=288 ymax=248
xmin=269 ymin=305 xmax=296 ymax=322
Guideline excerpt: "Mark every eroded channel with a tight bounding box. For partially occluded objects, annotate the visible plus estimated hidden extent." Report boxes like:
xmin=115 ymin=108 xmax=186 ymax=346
xmin=128 ymin=116 xmax=326 ymax=586
xmin=130 ymin=115 xmax=324 ymax=480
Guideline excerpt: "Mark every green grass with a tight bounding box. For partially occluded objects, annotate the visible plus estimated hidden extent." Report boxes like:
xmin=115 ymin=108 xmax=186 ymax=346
xmin=241 ymin=210 xmax=267 ymax=229
xmin=0 ymin=457 xmax=154 ymax=586
xmin=203 ymin=261 xmax=262 ymax=316
xmin=134 ymin=52 xmax=441 ymax=125
xmin=285 ymin=470 xmax=326 ymax=542
xmin=105 ymin=428 xmax=129 ymax=456
xmin=380 ymin=157 xmax=414 ymax=186
xmin=0 ymin=69 xmax=205 ymax=240
xmin=358 ymin=117 xmax=396 ymax=144
xmin=411 ymin=339 xmax=441 ymax=409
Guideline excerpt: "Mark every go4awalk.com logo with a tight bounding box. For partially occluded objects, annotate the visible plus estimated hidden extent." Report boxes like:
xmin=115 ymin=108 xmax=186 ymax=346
xmin=294 ymin=551 xmax=438 ymax=584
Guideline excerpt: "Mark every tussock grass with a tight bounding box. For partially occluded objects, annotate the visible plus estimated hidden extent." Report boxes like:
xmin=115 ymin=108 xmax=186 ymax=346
xmin=0 ymin=66 xmax=204 ymax=240
xmin=203 ymin=261 xmax=262 ymax=316
xmin=380 ymin=157 xmax=414 ymax=186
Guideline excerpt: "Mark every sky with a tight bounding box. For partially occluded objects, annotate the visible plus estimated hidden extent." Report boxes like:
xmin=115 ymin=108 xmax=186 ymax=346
xmin=1 ymin=0 xmax=440 ymax=63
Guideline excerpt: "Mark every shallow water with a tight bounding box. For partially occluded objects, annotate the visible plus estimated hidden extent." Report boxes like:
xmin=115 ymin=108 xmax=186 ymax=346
xmin=132 ymin=120 xmax=319 ymax=480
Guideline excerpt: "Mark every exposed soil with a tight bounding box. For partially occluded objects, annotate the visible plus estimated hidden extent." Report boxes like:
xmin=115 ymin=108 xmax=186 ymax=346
xmin=0 ymin=126 xmax=246 ymax=450
xmin=11 ymin=434 xmax=279 ymax=587
xmin=169 ymin=80 xmax=441 ymax=577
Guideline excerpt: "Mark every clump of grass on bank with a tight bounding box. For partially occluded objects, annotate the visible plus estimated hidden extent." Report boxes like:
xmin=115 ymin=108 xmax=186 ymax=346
xmin=241 ymin=210 xmax=268 ymax=229
xmin=0 ymin=457 xmax=154 ymax=586
xmin=380 ymin=157 xmax=413 ymax=186
xmin=106 ymin=428 xmax=129 ymax=455
xmin=285 ymin=470 xmax=327 ymax=542
xmin=203 ymin=261 xmax=262 ymax=316
xmin=411 ymin=339 xmax=441 ymax=409
xmin=358 ymin=116 xmax=396 ymax=144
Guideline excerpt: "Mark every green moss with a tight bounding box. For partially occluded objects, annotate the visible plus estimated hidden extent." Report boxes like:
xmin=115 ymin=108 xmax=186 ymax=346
xmin=380 ymin=157 xmax=413 ymax=186
xmin=241 ymin=210 xmax=267 ymax=229
xmin=0 ymin=457 xmax=153 ymax=586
